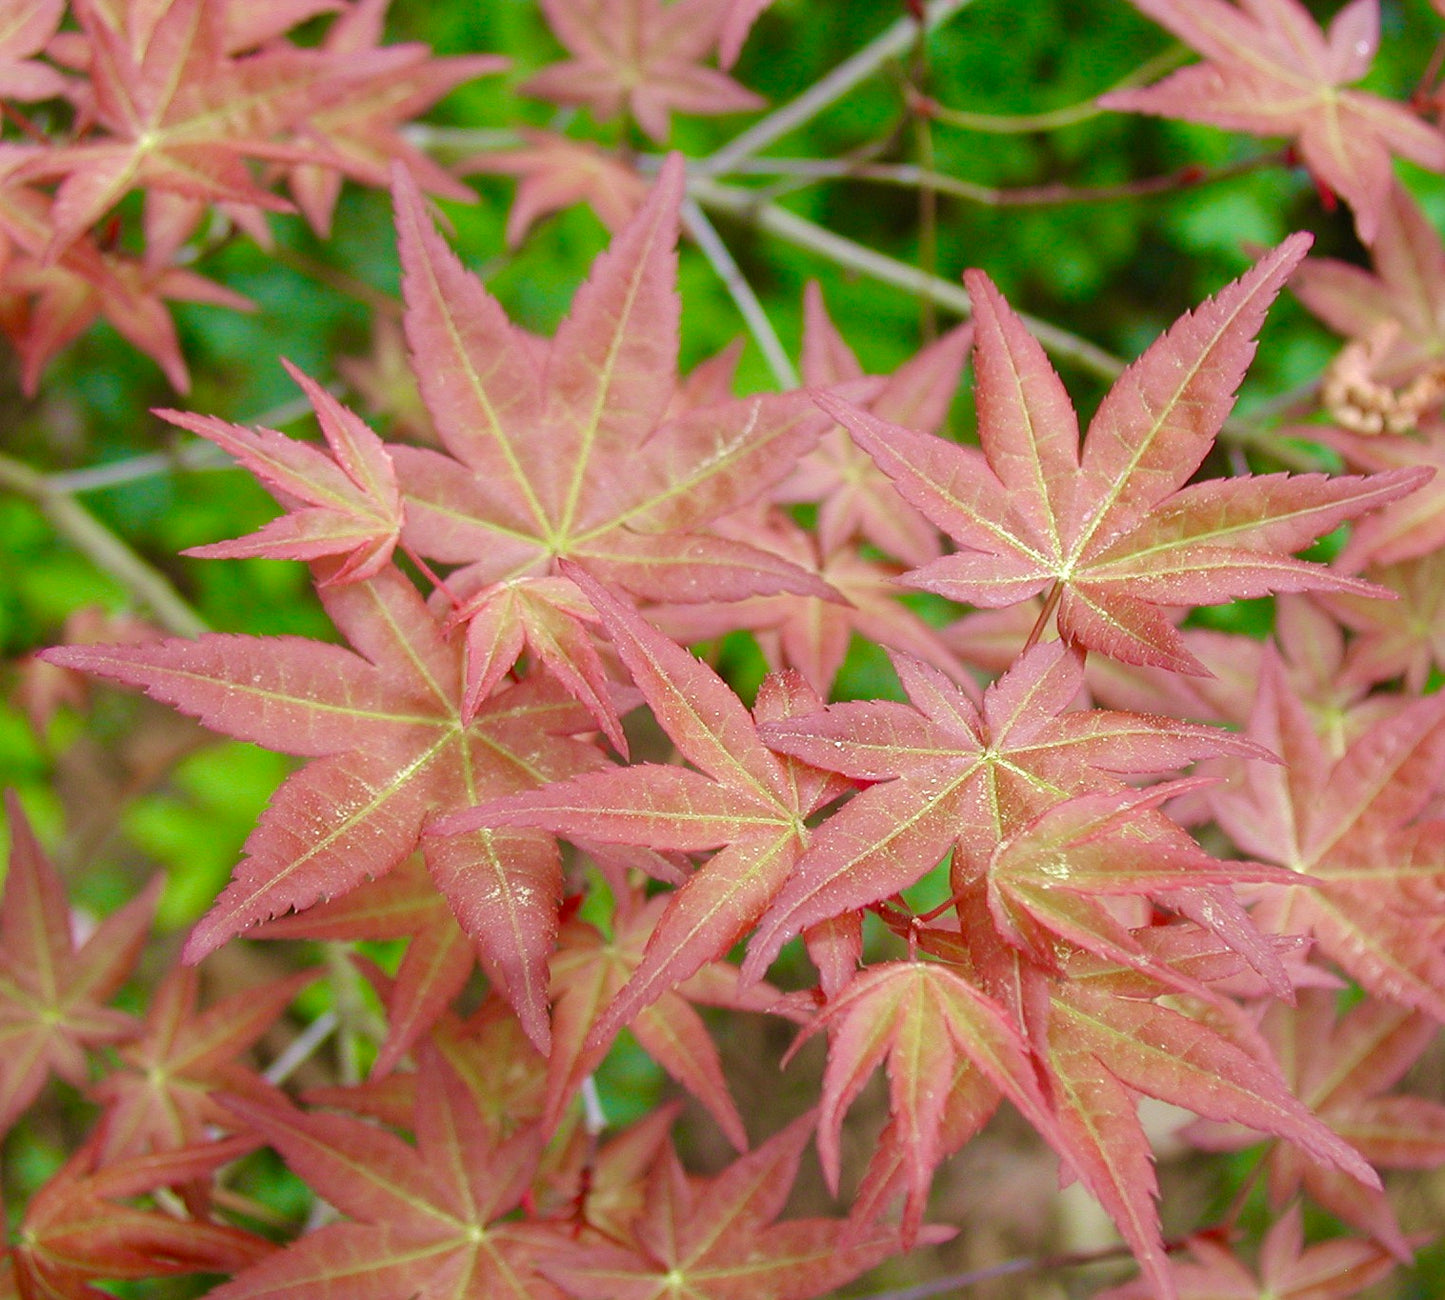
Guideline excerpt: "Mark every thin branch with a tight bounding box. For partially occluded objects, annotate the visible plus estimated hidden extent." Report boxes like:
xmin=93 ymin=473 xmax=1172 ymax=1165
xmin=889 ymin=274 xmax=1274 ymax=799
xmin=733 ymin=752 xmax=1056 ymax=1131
xmin=914 ymin=44 xmax=1190 ymax=134
xmin=264 ymin=1010 xmax=339 ymax=1086
xmin=699 ymin=0 xmax=978 ymax=176
xmin=0 ymin=451 xmax=207 ymax=637
xmin=680 ymin=196 xmax=799 ymax=388
xmin=716 ymin=151 xmax=1284 ymax=208
xmin=688 ymin=176 xmax=1125 ymax=383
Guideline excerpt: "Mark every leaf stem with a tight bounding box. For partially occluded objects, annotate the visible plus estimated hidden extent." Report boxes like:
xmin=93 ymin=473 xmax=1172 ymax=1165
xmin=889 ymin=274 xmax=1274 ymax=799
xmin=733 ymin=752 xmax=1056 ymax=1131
xmin=1022 ymin=581 xmax=1063 ymax=655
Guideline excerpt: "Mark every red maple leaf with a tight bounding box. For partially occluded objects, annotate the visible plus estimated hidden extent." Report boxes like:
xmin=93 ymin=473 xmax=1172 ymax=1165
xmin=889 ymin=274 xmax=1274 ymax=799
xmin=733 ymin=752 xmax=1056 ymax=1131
xmin=522 ymin=0 xmax=764 ymax=142
xmin=210 ymin=1048 xmax=562 ymax=1300
xmin=4 ymin=1134 xmax=272 ymax=1298
xmin=387 ymin=155 xmax=830 ymax=741
xmin=0 ymin=791 xmax=157 ymax=1133
xmin=457 ymin=128 xmax=648 ymax=246
xmin=42 ymin=567 xmax=608 ymax=1051
xmin=1189 ymin=987 xmax=1445 ymax=1257
xmin=1096 ymin=1204 xmax=1399 ymax=1300
xmin=740 ymin=641 xmax=1263 ymax=980
xmin=1099 ymin=0 xmax=1445 ymax=243
xmin=537 ymin=1111 xmax=931 ymax=1300
xmin=820 ymin=238 xmax=1428 ymax=673
xmin=1209 ymin=651 xmax=1445 ymax=1019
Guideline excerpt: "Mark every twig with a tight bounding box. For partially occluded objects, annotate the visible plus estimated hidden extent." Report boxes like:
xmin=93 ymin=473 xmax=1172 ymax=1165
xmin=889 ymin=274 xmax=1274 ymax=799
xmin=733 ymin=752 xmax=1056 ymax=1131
xmin=680 ymin=196 xmax=799 ymax=388
xmin=0 ymin=451 xmax=207 ymax=637
xmin=264 ymin=1010 xmax=339 ymax=1085
xmin=688 ymin=177 xmax=1125 ymax=383
xmin=858 ymin=1242 xmax=1139 ymax=1299
xmin=699 ymin=0 xmax=978 ymax=176
xmin=713 ymin=151 xmax=1284 ymax=208
xmin=914 ymin=44 xmax=1190 ymax=134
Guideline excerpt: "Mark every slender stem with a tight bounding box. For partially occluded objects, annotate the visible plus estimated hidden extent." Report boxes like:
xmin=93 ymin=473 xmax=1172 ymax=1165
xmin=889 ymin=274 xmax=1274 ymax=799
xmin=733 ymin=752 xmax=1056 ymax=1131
xmin=699 ymin=0 xmax=977 ymax=176
xmin=0 ymin=452 xmax=207 ymax=637
xmin=1022 ymin=582 xmax=1063 ymax=655
xmin=680 ymin=196 xmax=799 ymax=389
xmin=915 ymin=45 xmax=1190 ymax=134
xmin=688 ymin=177 xmax=1126 ymax=383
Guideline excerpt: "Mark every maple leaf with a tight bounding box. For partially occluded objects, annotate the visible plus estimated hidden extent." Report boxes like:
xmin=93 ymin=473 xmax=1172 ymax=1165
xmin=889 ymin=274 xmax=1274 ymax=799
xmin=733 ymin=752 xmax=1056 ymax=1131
xmin=1099 ymin=0 xmax=1445 ymax=243
xmin=457 ymin=128 xmax=649 ymax=246
xmin=444 ymin=565 xmax=850 ymax=1071
xmin=210 ymin=1048 xmax=563 ymax=1300
xmin=42 ymin=567 xmax=608 ymax=1051
xmin=0 ymin=791 xmax=157 ymax=1133
xmin=0 ymin=168 xmax=252 ymax=391
xmin=90 ymin=966 xmax=317 ymax=1162
xmin=1095 ymin=1204 xmax=1399 ymax=1300
xmin=522 ymin=0 xmax=765 ymax=142
xmin=164 ymin=359 xmax=405 ymax=585
xmin=1318 ymin=421 xmax=1445 ymax=569
xmin=820 ymin=237 xmax=1429 ymax=673
xmin=1209 ymin=651 xmax=1445 ymax=1019
xmin=277 ymin=0 xmax=504 ymax=237
xmin=740 ymin=641 xmax=1263 ymax=981
xmin=537 ymin=1111 xmax=928 ymax=1300
xmin=787 ymin=958 xmax=1062 ymax=1243
xmin=24 ymin=0 xmax=358 ymax=259
xmin=1323 ymin=552 xmax=1445 ymax=692
xmin=1190 ymin=988 xmax=1445 ymax=1257
xmin=5 ymin=1133 xmax=273 ymax=1298
xmin=387 ymin=155 xmax=830 ymax=736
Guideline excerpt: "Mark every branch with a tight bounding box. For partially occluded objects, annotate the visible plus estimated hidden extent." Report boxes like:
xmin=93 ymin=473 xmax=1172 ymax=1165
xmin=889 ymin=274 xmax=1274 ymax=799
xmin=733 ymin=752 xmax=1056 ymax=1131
xmin=680 ymin=196 xmax=799 ymax=388
xmin=700 ymin=0 xmax=978 ymax=176
xmin=688 ymin=176 xmax=1125 ymax=383
xmin=0 ymin=452 xmax=207 ymax=637
xmin=716 ymin=151 xmax=1285 ymax=208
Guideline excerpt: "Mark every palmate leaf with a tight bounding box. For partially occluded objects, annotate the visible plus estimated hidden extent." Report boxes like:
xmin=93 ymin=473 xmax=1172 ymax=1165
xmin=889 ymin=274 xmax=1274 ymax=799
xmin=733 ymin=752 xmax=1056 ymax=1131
xmin=389 ymin=154 xmax=830 ymax=738
xmin=1190 ymin=988 xmax=1445 ymax=1256
xmin=741 ymin=641 xmax=1263 ymax=981
xmin=1101 ymin=0 xmax=1445 ymax=243
xmin=210 ymin=1049 xmax=562 ymax=1300
xmin=166 ymin=360 xmax=405 ymax=585
xmin=822 ymin=238 xmax=1429 ymax=673
xmin=43 ymin=567 xmax=607 ymax=1051
xmin=0 ymin=792 xmax=156 ymax=1133
xmin=537 ymin=1112 xmax=926 ymax=1300
xmin=1209 ymin=651 xmax=1445 ymax=1020
xmin=522 ymin=0 xmax=764 ymax=142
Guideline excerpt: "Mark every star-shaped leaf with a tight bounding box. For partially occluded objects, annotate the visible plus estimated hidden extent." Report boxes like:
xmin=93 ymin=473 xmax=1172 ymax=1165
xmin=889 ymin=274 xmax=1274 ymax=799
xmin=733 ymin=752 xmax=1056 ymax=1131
xmin=43 ymin=567 xmax=607 ymax=1050
xmin=522 ymin=0 xmax=764 ymax=142
xmin=537 ymin=1112 xmax=926 ymax=1300
xmin=165 ymin=360 xmax=405 ymax=585
xmin=821 ymin=238 xmax=1428 ymax=674
xmin=0 ymin=791 xmax=157 ymax=1133
xmin=210 ymin=1049 xmax=562 ymax=1300
xmin=1100 ymin=0 xmax=1445 ymax=243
